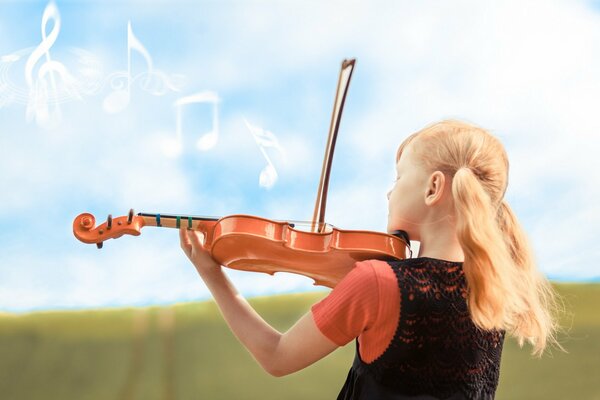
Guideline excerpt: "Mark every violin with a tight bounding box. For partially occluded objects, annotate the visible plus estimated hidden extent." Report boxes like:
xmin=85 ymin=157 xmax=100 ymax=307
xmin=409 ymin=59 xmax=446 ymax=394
xmin=73 ymin=59 xmax=411 ymax=288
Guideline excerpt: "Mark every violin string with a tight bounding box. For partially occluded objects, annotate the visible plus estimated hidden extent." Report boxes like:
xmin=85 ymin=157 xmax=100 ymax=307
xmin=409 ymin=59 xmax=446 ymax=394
xmin=141 ymin=212 xmax=332 ymax=227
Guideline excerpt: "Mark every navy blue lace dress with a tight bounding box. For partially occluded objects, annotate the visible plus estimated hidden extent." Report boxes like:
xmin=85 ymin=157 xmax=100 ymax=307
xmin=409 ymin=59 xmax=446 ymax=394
xmin=337 ymin=258 xmax=505 ymax=400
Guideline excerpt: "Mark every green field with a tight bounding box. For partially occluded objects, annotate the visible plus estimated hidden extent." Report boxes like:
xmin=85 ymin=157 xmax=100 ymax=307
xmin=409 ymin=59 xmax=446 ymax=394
xmin=0 ymin=283 xmax=598 ymax=400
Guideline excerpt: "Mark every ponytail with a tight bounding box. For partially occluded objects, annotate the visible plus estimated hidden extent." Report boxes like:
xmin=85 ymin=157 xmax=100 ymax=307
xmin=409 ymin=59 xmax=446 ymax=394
xmin=453 ymin=167 xmax=513 ymax=329
xmin=453 ymin=167 xmax=564 ymax=357
xmin=496 ymin=201 xmax=565 ymax=356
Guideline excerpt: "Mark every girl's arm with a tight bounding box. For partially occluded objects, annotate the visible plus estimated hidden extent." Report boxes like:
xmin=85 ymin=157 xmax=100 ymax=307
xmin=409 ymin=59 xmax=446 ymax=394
xmin=180 ymin=227 xmax=340 ymax=377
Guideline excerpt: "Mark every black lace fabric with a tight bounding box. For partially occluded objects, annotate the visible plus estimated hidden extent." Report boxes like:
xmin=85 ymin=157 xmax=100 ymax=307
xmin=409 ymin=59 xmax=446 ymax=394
xmin=338 ymin=258 xmax=505 ymax=400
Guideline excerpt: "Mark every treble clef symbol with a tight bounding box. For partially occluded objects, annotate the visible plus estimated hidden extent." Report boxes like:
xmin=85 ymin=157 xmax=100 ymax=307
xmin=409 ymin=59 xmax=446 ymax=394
xmin=24 ymin=1 xmax=78 ymax=127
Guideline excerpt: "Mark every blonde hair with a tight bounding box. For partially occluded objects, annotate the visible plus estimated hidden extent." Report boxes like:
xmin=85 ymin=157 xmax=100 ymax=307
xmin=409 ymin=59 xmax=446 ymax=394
xmin=397 ymin=119 xmax=564 ymax=357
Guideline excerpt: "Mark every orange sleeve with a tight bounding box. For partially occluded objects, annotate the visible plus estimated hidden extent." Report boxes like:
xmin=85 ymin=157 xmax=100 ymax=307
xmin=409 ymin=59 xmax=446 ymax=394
xmin=310 ymin=260 xmax=379 ymax=346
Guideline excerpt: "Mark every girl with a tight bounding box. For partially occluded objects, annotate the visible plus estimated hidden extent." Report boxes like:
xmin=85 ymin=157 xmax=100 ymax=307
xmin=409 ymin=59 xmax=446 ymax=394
xmin=180 ymin=119 xmax=562 ymax=399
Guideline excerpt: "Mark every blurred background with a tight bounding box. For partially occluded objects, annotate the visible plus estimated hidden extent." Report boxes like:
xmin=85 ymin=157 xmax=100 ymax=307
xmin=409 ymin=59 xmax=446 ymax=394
xmin=0 ymin=0 xmax=599 ymax=399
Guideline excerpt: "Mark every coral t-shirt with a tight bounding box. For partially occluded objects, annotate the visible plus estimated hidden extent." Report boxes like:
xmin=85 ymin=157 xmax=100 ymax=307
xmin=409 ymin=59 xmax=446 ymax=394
xmin=310 ymin=259 xmax=400 ymax=364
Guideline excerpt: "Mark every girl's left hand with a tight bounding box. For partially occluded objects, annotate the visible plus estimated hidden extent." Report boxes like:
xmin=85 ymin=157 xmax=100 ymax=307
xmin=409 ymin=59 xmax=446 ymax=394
xmin=179 ymin=227 xmax=221 ymax=275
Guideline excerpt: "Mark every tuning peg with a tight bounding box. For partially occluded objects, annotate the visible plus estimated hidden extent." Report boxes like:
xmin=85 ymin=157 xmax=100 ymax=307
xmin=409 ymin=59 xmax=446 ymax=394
xmin=128 ymin=208 xmax=134 ymax=224
xmin=73 ymin=211 xmax=143 ymax=247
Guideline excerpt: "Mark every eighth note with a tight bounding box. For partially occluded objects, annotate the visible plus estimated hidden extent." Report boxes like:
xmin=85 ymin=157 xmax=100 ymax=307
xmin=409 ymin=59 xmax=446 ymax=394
xmin=103 ymin=21 xmax=151 ymax=113
xmin=244 ymin=118 xmax=285 ymax=190
xmin=157 ymin=91 xmax=220 ymax=158
xmin=103 ymin=21 xmax=184 ymax=114
xmin=175 ymin=91 xmax=220 ymax=152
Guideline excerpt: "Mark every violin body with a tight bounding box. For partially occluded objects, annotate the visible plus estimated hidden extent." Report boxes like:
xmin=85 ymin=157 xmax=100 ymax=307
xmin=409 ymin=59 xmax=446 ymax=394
xmin=73 ymin=212 xmax=409 ymax=288
xmin=211 ymin=215 xmax=407 ymax=287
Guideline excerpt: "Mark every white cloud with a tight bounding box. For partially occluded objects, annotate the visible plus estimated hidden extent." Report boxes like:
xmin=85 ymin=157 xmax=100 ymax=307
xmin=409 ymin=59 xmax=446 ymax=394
xmin=0 ymin=232 xmax=323 ymax=313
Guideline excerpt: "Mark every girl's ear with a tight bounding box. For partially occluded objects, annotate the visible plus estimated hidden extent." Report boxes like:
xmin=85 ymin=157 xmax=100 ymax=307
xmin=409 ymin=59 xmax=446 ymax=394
xmin=424 ymin=171 xmax=446 ymax=206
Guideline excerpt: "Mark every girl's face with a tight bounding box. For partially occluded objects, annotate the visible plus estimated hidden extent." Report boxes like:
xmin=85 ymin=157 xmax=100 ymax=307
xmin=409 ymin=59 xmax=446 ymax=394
xmin=386 ymin=144 xmax=431 ymax=240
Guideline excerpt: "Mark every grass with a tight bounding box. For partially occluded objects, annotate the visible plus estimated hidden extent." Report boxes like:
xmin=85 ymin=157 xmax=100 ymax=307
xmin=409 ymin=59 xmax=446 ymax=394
xmin=0 ymin=283 xmax=598 ymax=400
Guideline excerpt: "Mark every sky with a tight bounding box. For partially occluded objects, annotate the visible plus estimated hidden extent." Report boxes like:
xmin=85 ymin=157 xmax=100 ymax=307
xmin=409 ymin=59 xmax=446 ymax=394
xmin=1 ymin=0 xmax=599 ymax=313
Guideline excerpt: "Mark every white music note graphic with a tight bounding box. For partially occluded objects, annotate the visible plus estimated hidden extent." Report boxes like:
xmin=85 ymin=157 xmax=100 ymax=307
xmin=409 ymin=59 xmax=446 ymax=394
xmin=0 ymin=2 xmax=181 ymax=127
xmin=103 ymin=21 xmax=183 ymax=114
xmin=157 ymin=91 xmax=220 ymax=158
xmin=103 ymin=22 xmax=146 ymax=113
xmin=243 ymin=118 xmax=286 ymax=189
xmin=176 ymin=91 xmax=220 ymax=152
xmin=24 ymin=1 xmax=79 ymax=127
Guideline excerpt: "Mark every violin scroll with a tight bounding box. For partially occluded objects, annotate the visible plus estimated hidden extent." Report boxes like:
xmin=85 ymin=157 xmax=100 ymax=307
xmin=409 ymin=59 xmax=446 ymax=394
xmin=73 ymin=209 xmax=145 ymax=248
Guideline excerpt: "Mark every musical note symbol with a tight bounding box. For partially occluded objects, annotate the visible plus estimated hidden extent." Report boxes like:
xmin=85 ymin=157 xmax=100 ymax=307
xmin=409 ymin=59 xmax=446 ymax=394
xmin=24 ymin=1 xmax=78 ymax=127
xmin=157 ymin=91 xmax=220 ymax=158
xmin=25 ymin=2 xmax=58 ymax=88
xmin=103 ymin=21 xmax=152 ymax=114
xmin=243 ymin=118 xmax=285 ymax=189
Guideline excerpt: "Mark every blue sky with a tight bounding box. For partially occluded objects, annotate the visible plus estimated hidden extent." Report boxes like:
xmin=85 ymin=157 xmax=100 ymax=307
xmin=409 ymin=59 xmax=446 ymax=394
xmin=1 ymin=0 xmax=599 ymax=313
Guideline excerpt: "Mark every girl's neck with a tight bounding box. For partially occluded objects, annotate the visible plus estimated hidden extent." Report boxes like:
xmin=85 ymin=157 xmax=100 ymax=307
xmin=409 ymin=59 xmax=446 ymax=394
xmin=416 ymin=221 xmax=464 ymax=263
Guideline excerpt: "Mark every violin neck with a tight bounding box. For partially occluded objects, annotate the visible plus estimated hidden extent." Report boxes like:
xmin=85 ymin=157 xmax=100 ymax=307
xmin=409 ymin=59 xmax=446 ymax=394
xmin=138 ymin=212 xmax=219 ymax=230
